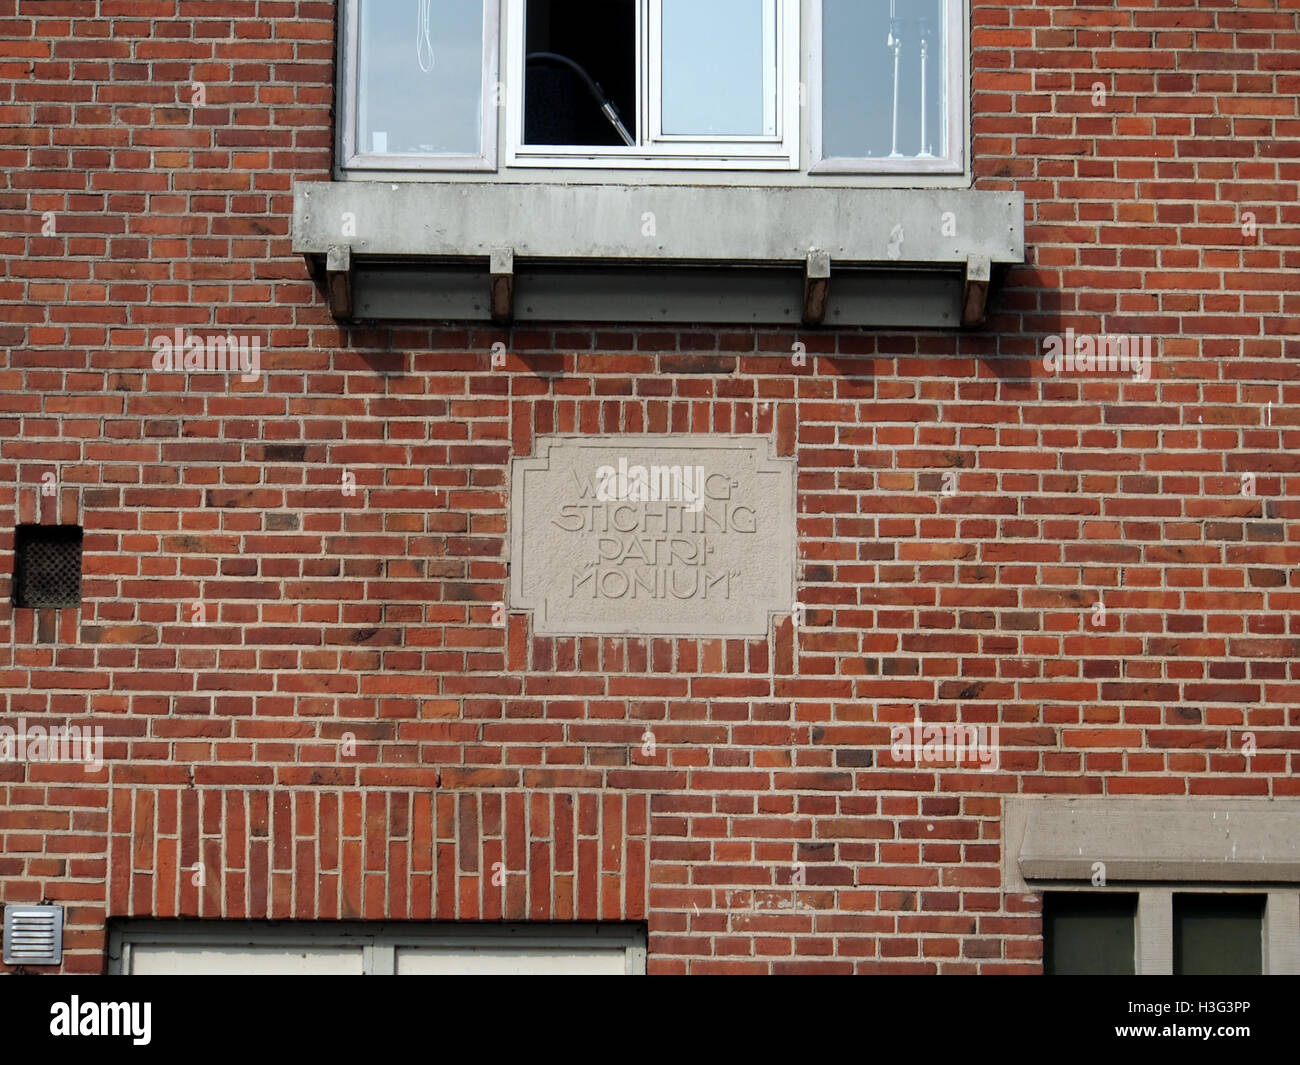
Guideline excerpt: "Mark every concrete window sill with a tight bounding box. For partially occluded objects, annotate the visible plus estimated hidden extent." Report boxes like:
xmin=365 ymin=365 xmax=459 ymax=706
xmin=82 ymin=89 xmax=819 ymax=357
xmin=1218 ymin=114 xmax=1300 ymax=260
xmin=292 ymin=181 xmax=1024 ymax=328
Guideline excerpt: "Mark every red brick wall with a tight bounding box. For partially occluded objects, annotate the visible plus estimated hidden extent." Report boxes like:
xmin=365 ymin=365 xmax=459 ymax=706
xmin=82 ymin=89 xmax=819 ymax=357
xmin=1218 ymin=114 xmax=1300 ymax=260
xmin=1 ymin=2 xmax=1297 ymax=974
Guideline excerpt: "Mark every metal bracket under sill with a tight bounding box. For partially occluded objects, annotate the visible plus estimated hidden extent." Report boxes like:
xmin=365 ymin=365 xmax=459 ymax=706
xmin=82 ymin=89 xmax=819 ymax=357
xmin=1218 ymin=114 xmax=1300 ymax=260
xmin=293 ymin=181 xmax=1024 ymax=329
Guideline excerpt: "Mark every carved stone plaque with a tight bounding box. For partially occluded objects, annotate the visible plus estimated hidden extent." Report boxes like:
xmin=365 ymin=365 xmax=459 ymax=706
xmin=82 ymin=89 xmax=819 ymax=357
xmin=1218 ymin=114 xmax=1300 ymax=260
xmin=509 ymin=435 xmax=796 ymax=637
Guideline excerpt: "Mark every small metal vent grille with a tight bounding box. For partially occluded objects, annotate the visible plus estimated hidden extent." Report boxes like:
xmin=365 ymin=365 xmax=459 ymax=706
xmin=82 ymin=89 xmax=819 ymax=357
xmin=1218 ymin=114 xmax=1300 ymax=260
xmin=3 ymin=904 xmax=63 ymax=965
xmin=12 ymin=524 xmax=82 ymax=608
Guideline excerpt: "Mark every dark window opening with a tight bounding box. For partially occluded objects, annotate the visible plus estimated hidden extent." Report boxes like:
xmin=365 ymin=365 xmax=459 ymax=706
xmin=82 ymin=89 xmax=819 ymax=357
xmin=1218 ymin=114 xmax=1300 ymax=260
xmin=1043 ymin=893 xmax=1137 ymax=976
xmin=12 ymin=524 xmax=83 ymax=609
xmin=525 ymin=0 xmax=637 ymax=147
xmin=1173 ymin=894 xmax=1264 ymax=976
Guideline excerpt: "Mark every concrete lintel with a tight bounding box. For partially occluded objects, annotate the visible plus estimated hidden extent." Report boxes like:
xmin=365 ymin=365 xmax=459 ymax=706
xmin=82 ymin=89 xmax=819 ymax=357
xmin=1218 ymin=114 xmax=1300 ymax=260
xmin=1005 ymin=798 xmax=1300 ymax=890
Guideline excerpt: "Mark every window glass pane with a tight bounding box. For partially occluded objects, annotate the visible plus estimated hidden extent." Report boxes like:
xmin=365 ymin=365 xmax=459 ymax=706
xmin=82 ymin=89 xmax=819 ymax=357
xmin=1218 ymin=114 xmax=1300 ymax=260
xmin=524 ymin=0 xmax=637 ymax=146
xmin=128 ymin=944 xmax=365 ymax=975
xmin=1043 ymin=893 xmax=1137 ymax=976
xmin=358 ymin=0 xmax=484 ymax=156
xmin=1173 ymin=895 xmax=1264 ymax=976
xmin=822 ymin=0 xmax=947 ymax=159
xmin=395 ymin=946 xmax=628 ymax=974
xmin=661 ymin=0 xmax=775 ymax=137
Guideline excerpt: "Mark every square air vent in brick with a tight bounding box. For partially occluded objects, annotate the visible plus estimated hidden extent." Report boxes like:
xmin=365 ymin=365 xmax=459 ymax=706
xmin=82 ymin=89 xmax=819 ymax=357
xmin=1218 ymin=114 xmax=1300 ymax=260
xmin=3 ymin=904 xmax=63 ymax=965
xmin=12 ymin=524 xmax=83 ymax=608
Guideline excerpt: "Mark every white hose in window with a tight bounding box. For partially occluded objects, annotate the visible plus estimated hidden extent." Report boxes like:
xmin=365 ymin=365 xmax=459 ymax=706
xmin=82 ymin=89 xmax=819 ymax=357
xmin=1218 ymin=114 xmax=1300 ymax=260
xmin=416 ymin=0 xmax=435 ymax=72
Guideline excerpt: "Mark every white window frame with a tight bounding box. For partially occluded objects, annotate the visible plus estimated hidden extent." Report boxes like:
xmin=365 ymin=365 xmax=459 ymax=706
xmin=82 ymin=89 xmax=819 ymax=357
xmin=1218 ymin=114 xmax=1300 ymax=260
xmin=339 ymin=0 xmax=500 ymax=172
xmin=505 ymin=0 xmax=801 ymax=170
xmin=334 ymin=0 xmax=972 ymax=178
xmin=809 ymin=0 xmax=966 ymax=175
xmin=108 ymin=921 xmax=648 ymax=975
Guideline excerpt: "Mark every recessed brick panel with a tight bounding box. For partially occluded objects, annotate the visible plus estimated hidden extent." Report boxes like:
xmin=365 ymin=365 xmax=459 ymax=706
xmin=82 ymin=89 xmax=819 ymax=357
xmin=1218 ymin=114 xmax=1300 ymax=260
xmin=107 ymin=788 xmax=649 ymax=926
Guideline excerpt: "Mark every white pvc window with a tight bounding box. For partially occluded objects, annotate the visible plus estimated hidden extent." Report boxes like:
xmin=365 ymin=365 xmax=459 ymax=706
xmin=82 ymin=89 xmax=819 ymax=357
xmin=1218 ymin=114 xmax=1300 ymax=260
xmin=812 ymin=0 xmax=965 ymax=174
xmin=341 ymin=0 xmax=498 ymax=170
xmin=337 ymin=0 xmax=968 ymax=176
xmin=109 ymin=921 xmax=647 ymax=975
xmin=506 ymin=0 xmax=800 ymax=169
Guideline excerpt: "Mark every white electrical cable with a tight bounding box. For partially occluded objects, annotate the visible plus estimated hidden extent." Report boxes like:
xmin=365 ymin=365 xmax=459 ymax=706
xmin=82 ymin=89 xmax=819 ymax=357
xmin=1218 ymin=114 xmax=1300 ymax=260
xmin=416 ymin=0 xmax=435 ymax=72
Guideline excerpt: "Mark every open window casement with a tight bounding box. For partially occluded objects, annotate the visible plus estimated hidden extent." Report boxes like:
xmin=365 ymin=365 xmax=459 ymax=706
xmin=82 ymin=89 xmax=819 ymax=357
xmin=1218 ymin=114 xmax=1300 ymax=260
xmin=506 ymin=0 xmax=801 ymax=169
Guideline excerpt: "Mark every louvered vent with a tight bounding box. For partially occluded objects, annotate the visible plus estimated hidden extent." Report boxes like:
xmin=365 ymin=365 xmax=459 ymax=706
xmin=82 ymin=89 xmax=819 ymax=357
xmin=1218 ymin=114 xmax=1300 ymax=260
xmin=3 ymin=904 xmax=63 ymax=965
